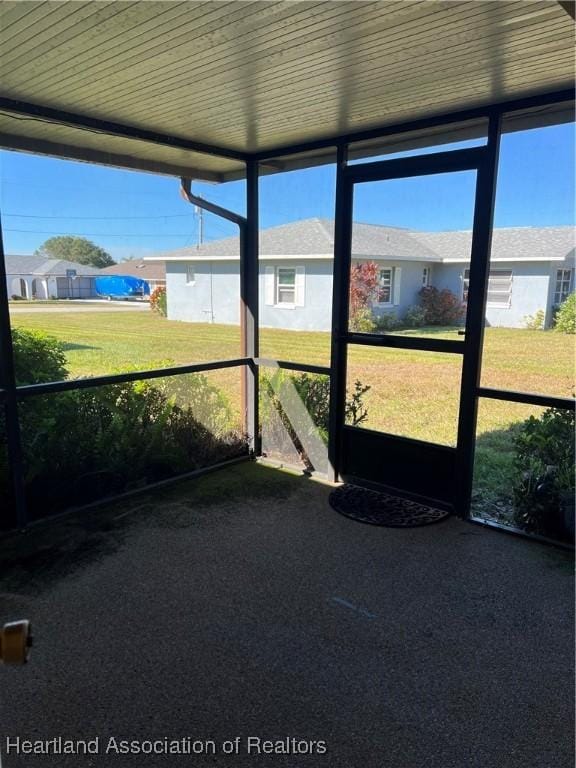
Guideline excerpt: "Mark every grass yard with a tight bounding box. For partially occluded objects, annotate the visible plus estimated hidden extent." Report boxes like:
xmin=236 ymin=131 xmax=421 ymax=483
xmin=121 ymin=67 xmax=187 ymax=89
xmin=11 ymin=309 xmax=573 ymax=440
xmin=10 ymin=309 xmax=574 ymax=525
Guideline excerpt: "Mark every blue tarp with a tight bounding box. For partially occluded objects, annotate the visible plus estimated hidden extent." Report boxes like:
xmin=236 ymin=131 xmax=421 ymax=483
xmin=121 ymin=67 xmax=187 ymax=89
xmin=94 ymin=275 xmax=150 ymax=299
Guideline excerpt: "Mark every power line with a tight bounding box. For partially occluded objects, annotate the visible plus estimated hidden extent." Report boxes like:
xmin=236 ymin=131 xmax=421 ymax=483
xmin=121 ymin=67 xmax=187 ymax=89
xmin=3 ymin=212 xmax=191 ymax=220
xmin=5 ymin=228 xmax=193 ymax=238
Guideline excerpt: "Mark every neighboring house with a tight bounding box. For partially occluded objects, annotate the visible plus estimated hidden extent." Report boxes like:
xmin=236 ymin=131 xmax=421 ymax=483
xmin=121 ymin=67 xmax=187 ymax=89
xmin=149 ymin=219 xmax=575 ymax=331
xmin=5 ymin=255 xmax=101 ymax=299
xmin=99 ymin=259 xmax=166 ymax=293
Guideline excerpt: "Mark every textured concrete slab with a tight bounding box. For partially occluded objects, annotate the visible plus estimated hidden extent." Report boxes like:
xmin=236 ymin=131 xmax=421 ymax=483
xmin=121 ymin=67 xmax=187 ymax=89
xmin=0 ymin=463 xmax=573 ymax=768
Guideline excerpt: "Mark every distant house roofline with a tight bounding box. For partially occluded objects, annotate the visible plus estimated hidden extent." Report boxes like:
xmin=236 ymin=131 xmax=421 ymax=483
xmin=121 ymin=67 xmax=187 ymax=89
xmin=4 ymin=255 xmax=102 ymax=276
xmin=145 ymin=218 xmax=574 ymax=265
xmin=99 ymin=258 xmax=166 ymax=280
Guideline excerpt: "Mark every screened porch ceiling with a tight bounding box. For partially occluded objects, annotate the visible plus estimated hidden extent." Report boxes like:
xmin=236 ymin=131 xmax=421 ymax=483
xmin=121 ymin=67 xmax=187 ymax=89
xmin=0 ymin=0 xmax=574 ymax=181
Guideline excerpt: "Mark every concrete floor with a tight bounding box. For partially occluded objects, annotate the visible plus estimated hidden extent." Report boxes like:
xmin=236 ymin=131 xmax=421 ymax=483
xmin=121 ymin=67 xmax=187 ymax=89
xmin=0 ymin=463 xmax=573 ymax=768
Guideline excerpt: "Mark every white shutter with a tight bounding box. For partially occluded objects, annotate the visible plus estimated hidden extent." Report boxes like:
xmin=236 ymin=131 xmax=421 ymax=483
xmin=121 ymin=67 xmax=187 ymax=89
xmin=295 ymin=266 xmax=305 ymax=307
xmin=393 ymin=267 xmax=402 ymax=305
xmin=265 ymin=266 xmax=275 ymax=305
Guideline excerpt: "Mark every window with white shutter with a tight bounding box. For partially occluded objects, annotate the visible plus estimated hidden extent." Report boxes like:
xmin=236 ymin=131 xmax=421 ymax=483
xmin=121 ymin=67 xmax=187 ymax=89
xmin=268 ymin=266 xmax=305 ymax=307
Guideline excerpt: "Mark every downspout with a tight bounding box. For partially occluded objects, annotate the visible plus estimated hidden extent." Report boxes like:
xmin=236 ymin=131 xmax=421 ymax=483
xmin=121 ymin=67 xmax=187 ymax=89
xmin=179 ymin=178 xmax=254 ymax=439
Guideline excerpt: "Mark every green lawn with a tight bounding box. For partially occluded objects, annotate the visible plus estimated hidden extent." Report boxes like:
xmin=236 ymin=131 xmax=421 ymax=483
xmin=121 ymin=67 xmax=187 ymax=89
xmin=10 ymin=309 xmax=574 ymax=446
xmin=10 ymin=309 xmax=574 ymax=526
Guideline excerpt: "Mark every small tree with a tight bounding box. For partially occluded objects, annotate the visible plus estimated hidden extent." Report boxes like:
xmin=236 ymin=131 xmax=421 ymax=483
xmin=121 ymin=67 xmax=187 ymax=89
xmin=35 ymin=236 xmax=115 ymax=268
xmin=350 ymin=262 xmax=379 ymax=331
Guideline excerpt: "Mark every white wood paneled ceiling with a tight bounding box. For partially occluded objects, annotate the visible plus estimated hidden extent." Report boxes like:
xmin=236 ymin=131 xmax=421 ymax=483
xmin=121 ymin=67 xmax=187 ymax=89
xmin=0 ymin=0 xmax=573 ymax=180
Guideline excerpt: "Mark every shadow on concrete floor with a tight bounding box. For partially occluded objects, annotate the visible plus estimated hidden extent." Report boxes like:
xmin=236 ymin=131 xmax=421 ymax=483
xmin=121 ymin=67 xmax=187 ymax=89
xmin=0 ymin=463 xmax=573 ymax=767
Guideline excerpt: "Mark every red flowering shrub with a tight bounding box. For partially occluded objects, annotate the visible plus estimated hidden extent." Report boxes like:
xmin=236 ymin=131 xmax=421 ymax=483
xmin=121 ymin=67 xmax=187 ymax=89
xmin=419 ymin=286 xmax=464 ymax=325
xmin=350 ymin=262 xmax=379 ymax=331
xmin=150 ymin=286 xmax=167 ymax=317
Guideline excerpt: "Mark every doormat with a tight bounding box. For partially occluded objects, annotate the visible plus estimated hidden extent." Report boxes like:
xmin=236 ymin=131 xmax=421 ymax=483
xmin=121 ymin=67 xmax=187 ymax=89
xmin=329 ymin=484 xmax=450 ymax=528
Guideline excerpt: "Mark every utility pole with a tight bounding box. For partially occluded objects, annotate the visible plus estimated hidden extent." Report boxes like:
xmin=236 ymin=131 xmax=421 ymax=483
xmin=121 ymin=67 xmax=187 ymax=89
xmin=194 ymin=204 xmax=203 ymax=249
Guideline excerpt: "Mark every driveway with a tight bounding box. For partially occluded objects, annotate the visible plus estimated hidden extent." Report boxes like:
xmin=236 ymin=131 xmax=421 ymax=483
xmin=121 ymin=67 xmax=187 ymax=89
xmin=9 ymin=300 xmax=150 ymax=313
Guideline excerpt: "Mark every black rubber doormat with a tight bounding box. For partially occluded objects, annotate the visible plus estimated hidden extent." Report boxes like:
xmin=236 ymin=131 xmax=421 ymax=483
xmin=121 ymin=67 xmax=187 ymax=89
xmin=329 ymin=484 xmax=451 ymax=528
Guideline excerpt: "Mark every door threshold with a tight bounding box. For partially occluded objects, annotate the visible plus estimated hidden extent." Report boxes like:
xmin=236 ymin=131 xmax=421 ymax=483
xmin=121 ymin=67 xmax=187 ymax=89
xmin=342 ymin=475 xmax=455 ymax=514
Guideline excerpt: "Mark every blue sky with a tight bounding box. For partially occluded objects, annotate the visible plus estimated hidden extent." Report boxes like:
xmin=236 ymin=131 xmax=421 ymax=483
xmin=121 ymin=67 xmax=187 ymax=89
xmin=0 ymin=122 xmax=573 ymax=262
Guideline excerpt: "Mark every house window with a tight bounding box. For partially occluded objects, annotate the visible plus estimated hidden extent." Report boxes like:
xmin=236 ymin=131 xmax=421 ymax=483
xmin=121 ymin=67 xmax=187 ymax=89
xmin=554 ymin=268 xmax=573 ymax=305
xmin=276 ymin=267 xmax=296 ymax=305
xmin=186 ymin=265 xmax=195 ymax=284
xmin=377 ymin=269 xmax=393 ymax=304
xmin=422 ymin=267 xmax=430 ymax=287
xmin=463 ymin=268 xmax=512 ymax=306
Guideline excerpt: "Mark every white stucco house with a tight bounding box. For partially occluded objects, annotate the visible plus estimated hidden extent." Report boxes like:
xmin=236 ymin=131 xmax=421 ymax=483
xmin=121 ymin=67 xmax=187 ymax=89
xmin=150 ymin=219 xmax=575 ymax=331
xmin=5 ymin=255 xmax=101 ymax=299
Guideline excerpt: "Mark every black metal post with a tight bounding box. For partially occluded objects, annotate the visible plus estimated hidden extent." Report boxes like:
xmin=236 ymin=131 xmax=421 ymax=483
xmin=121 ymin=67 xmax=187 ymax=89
xmin=0 ymin=212 xmax=27 ymax=528
xmin=328 ymin=145 xmax=352 ymax=482
xmin=455 ymin=114 xmax=502 ymax=517
xmin=242 ymin=160 xmax=259 ymax=453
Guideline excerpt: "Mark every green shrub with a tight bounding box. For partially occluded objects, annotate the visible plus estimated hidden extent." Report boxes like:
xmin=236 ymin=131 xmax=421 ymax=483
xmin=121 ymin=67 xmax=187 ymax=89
xmin=373 ymin=312 xmax=400 ymax=332
xmin=2 ymin=328 xmax=247 ymax=520
xmin=349 ymin=307 xmax=376 ymax=333
xmin=554 ymin=292 xmax=575 ymax=334
xmin=157 ymin=373 xmax=237 ymax=436
xmin=523 ymin=309 xmax=545 ymax=330
xmin=289 ymin=373 xmax=370 ymax=435
xmin=403 ymin=305 xmax=427 ymax=328
xmin=150 ymin=285 xmax=167 ymax=316
xmin=292 ymin=373 xmax=330 ymax=437
xmin=260 ymin=371 xmax=370 ymax=471
xmin=345 ymin=380 xmax=371 ymax=427
xmin=12 ymin=328 xmax=68 ymax=385
xmin=511 ymin=407 xmax=575 ymax=537
xmin=419 ymin=286 xmax=464 ymax=325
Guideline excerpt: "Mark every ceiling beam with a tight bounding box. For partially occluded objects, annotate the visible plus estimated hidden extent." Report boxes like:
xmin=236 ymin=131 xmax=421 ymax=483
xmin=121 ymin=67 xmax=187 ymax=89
xmin=0 ymin=132 xmax=223 ymax=182
xmin=0 ymin=97 xmax=247 ymax=162
xmin=558 ymin=1 xmax=575 ymax=20
xmin=253 ymin=88 xmax=576 ymax=161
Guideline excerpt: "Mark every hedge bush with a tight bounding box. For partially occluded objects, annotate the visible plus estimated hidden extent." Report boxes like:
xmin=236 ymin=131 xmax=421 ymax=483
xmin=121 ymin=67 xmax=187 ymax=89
xmin=150 ymin=285 xmax=167 ymax=316
xmin=419 ymin=286 xmax=464 ymax=325
xmin=403 ymin=305 xmax=427 ymax=328
xmin=349 ymin=307 xmax=376 ymax=333
xmin=554 ymin=292 xmax=575 ymax=334
xmin=523 ymin=309 xmax=545 ymax=331
xmin=1 ymin=328 xmax=247 ymax=520
xmin=260 ymin=370 xmax=369 ymax=471
xmin=12 ymin=328 xmax=67 ymax=385
xmin=512 ymin=407 xmax=575 ymax=538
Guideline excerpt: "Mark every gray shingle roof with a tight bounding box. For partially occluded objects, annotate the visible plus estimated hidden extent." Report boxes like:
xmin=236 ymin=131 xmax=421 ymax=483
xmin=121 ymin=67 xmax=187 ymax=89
xmin=419 ymin=227 xmax=575 ymax=262
xmin=5 ymin=255 xmax=102 ymax=276
xmin=149 ymin=218 xmax=575 ymax=263
xmin=100 ymin=259 xmax=165 ymax=280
